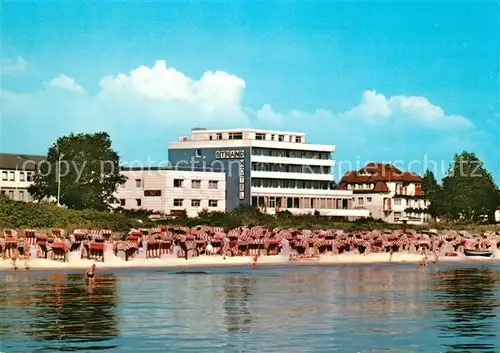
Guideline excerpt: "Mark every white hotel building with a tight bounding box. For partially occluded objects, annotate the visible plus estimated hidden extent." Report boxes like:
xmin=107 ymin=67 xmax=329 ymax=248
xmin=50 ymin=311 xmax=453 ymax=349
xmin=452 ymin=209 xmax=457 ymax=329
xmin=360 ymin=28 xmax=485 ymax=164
xmin=168 ymin=128 xmax=369 ymax=218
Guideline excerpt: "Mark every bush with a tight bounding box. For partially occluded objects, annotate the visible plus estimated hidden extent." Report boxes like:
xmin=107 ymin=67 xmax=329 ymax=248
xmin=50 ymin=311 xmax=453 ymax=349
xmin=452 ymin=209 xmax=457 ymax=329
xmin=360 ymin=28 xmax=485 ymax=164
xmin=0 ymin=195 xmax=143 ymax=231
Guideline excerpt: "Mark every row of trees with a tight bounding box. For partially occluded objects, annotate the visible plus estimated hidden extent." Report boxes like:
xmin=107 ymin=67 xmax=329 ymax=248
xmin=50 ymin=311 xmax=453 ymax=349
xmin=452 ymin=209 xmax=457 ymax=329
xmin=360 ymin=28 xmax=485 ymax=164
xmin=27 ymin=133 xmax=500 ymax=224
xmin=419 ymin=152 xmax=499 ymax=223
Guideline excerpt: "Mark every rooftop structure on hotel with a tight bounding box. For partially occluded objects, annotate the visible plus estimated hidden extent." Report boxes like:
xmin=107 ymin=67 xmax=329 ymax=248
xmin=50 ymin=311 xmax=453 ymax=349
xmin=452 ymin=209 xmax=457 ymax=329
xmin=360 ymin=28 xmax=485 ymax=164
xmin=168 ymin=128 xmax=369 ymax=218
xmin=338 ymin=163 xmax=429 ymax=224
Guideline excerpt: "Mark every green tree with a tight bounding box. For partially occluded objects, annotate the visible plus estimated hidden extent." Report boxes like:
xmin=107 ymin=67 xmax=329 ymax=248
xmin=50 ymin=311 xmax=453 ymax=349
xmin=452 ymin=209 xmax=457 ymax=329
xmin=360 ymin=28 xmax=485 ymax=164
xmin=440 ymin=151 xmax=498 ymax=223
xmin=421 ymin=169 xmax=441 ymax=218
xmin=28 ymin=132 xmax=125 ymax=210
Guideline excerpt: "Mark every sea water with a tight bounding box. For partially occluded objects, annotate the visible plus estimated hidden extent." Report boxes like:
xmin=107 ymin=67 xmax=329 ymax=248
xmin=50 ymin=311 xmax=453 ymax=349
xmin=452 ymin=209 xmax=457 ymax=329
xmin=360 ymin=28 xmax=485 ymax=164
xmin=1 ymin=263 xmax=499 ymax=352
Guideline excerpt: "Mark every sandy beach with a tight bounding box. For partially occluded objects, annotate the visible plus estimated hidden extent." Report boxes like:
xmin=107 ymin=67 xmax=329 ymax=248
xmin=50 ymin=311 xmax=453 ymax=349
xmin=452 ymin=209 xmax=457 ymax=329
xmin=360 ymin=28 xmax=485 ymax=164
xmin=1 ymin=250 xmax=497 ymax=272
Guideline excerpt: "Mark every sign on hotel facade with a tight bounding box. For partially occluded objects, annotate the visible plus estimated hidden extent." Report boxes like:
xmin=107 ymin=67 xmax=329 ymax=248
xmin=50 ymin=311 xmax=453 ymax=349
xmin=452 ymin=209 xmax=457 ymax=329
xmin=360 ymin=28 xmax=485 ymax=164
xmin=215 ymin=150 xmax=246 ymax=200
xmin=215 ymin=150 xmax=245 ymax=159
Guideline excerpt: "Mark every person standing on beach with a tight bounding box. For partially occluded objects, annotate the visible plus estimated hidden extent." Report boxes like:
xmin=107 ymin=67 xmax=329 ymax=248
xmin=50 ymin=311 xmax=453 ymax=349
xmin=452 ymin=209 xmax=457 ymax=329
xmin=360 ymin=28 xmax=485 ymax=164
xmin=173 ymin=240 xmax=188 ymax=260
xmin=206 ymin=242 xmax=214 ymax=255
xmin=181 ymin=242 xmax=188 ymax=260
xmin=421 ymin=248 xmax=428 ymax=266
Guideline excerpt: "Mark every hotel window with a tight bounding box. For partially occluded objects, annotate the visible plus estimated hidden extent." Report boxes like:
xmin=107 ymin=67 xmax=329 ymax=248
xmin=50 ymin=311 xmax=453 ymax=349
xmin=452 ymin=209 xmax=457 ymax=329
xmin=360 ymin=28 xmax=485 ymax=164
xmin=173 ymin=199 xmax=183 ymax=207
xmin=208 ymin=200 xmax=218 ymax=207
xmin=358 ymin=197 xmax=364 ymax=205
xmin=278 ymin=135 xmax=284 ymax=142
xmin=216 ymin=133 xmax=222 ymax=140
xmin=2 ymin=171 xmax=7 ymax=181
xmin=27 ymin=172 xmax=33 ymax=182
xmin=270 ymin=134 xmax=275 ymax=141
xmin=8 ymin=190 xmax=14 ymax=199
xmin=135 ymin=179 xmax=142 ymax=188
xmin=208 ymin=180 xmax=218 ymax=189
xmin=394 ymin=198 xmax=402 ymax=206
xmin=136 ymin=199 xmax=142 ymax=207
xmin=255 ymin=133 xmax=265 ymax=140
xmin=191 ymin=180 xmax=201 ymax=189
xmin=295 ymin=136 xmax=302 ymax=143
xmin=228 ymin=132 xmax=243 ymax=140
xmin=367 ymin=197 xmax=372 ymax=203
xmin=196 ymin=149 xmax=202 ymax=157
xmin=191 ymin=199 xmax=201 ymax=207
xmin=9 ymin=171 xmax=15 ymax=181
xmin=19 ymin=191 xmax=24 ymax=201
xmin=173 ymin=179 xmax=183 ymax=188
xmin=120 ymin=199 xmax=125 ymax=206
xmin=20 ymin=172 xmax=25 ymax=182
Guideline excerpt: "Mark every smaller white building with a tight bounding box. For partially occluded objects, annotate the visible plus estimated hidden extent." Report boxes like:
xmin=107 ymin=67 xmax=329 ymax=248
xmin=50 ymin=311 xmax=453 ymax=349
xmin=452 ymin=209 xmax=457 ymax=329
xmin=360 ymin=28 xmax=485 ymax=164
xmin=0 ymin=153 xmax=45 ymax=201
xmin=116 ymin=168 xmax=226 ymax=217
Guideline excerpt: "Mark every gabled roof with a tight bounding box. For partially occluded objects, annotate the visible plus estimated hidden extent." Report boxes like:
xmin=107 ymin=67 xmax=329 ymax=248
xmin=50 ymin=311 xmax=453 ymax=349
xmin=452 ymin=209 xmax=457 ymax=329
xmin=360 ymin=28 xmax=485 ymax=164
xmin=339 ymin=163 xmax=423 ymax=184
xmin=0 ymin=153 xmax=46 ymax=171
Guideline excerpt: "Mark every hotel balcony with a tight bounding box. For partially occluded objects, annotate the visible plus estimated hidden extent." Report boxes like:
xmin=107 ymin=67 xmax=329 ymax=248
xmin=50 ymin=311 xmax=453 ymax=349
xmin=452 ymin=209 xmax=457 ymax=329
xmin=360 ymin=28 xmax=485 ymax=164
xmin=250 ymin=187 xmax=351 ymax=197
xmin=250 ymin=171 xmax=335 ymax=181
xmin=263 ymin=207 xmax=370 ymax=218
xmin=250 ymin=155 xmax=335 ymax=167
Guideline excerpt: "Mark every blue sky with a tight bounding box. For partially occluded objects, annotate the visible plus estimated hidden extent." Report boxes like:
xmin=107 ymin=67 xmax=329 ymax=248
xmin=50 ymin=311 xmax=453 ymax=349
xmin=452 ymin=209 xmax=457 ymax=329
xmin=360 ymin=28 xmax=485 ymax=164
xmin=1 ymin=1 xmax=499 ymax=183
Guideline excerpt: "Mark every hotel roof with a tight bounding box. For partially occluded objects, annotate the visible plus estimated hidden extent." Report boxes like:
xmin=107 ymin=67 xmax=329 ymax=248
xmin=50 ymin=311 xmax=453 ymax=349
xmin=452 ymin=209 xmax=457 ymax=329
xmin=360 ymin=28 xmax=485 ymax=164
xmin=0 ymin=153 xmax=46 ymax=171
xmin=190 ymin=128 xmax=306 ymax=136
xmin=338 ymin=163 xmax=423 ymax=185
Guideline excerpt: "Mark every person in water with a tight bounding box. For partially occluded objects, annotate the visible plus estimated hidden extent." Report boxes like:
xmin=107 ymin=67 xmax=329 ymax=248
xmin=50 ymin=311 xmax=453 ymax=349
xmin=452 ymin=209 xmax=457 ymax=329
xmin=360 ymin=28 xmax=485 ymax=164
xmin=84 ymin=264 xmax=96 ymax=282
xmin=11 ymin=247 xmax=19 ymax=271
xmin=23 ymin=247 xmax=30 ymax=269
xmin=252 ymin=255 xmax=258 ymax=268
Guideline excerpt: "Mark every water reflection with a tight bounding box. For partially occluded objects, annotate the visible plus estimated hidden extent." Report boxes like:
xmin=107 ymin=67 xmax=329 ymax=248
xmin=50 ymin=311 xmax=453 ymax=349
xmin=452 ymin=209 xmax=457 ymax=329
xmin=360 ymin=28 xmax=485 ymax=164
xmin=222 ymin=275 xmax=256 ymax=333
xmin=338 ymin=266 xmax=428 ymax=317
xmin=0 ymin=272 xmax=119 ymax=351
xmin=433 ymin=266 xmax=500 ymax=353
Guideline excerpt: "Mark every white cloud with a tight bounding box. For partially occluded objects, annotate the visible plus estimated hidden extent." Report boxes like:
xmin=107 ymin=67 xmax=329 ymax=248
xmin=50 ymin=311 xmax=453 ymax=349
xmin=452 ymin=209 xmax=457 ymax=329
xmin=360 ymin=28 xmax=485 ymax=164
xmin=256 ymin=104 xmax=285 ymax=124
xmin=1 ymin=56 xmax=28 ymax=75
xmin=49 ymin=74 xmax=85 ymax=93
xmin=94 ymin=60 xmax=249 ymax=125
xmin=97 ymin=60 xmax=246 ymax=119
xmin=260 ymin=89 xmax=473 ymax=129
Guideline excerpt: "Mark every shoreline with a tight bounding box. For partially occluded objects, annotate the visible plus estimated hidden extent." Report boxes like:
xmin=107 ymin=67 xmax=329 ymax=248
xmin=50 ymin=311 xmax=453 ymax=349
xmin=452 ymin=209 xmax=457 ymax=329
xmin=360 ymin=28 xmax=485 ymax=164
xmin=1 ymin=252 xmax=497 ymax=272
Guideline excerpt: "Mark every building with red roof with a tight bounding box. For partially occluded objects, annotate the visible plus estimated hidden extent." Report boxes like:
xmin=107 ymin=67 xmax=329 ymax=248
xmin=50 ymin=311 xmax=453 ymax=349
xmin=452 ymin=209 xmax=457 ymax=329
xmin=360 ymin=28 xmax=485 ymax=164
xmin=337 ymin=163 xmax=430 ymax=224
